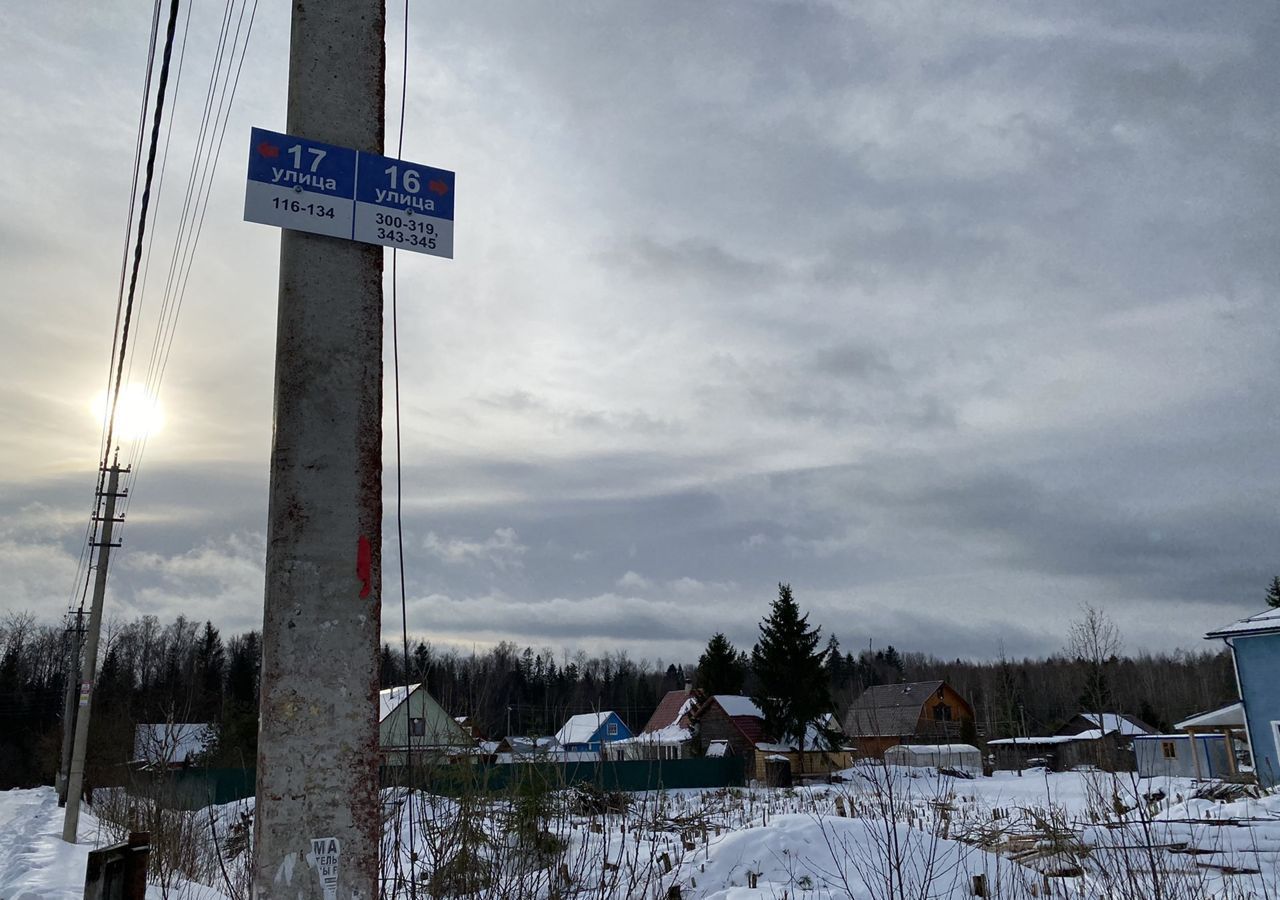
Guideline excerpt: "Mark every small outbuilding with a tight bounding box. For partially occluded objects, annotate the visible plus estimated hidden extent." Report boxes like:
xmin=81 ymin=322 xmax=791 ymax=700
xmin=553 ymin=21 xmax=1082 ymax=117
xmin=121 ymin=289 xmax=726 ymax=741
xmin=884 ymin=743 xmax=982 ymax=774
xmin=1134 ymin=734 xmax=1236 ymax=779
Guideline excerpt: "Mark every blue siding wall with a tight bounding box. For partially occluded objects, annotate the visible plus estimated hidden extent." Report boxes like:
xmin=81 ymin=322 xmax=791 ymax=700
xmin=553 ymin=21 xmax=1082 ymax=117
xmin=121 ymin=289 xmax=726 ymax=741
xmin=1234 ymin=633 xmax=1280 ymax=787
xmin=564 ymin=713 xmax=634 ymax=752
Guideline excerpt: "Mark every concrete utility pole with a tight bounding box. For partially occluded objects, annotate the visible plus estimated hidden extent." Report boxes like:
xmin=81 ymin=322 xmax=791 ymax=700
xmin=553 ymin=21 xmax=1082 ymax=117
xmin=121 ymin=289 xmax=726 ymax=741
xmin=62 ymin=459 xmax=127 ymax=842
xmin=56 ymin=607 xmax=85 ymax=807
xmin=252 ymin=1 xmax=385 ymax=897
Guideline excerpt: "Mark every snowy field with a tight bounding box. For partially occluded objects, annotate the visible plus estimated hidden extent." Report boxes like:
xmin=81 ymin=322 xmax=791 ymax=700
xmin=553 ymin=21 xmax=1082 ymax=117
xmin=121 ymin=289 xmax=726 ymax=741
xmin=4 ymin=767 xmax=1280 ymax=899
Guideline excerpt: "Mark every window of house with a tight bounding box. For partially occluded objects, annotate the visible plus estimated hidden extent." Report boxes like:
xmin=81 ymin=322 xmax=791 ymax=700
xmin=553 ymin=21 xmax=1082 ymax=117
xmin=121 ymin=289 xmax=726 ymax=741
xmin=607 ymin=722 xmax=618 ymax=735
xmin=933 ymin=704 xmax=952 ymax=721
xmin=409 ymin=717 xmax=426 ymax=737
xmin=1161 ymin=741 xmax=1177 ymax=759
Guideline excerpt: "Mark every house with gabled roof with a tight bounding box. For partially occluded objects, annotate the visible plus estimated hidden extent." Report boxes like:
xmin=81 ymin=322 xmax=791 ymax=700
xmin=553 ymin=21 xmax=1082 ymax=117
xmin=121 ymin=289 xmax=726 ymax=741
xmin=608 ymin=687 xmax=700 ymax=760
xmin=553 ymin=711 xmax=632 ymax=753
xmin=1055 ymin=712 xmax=1155 ymax=738
xmin=843 ymin=681 xmax=975 ymax=758
xmin=694 ymin=695 xmax=850 ymax=783
xmin=378 ymin=683 xmax=474 ymax=765
xmin=1207 ymin=607 xmax=1280 ymax=786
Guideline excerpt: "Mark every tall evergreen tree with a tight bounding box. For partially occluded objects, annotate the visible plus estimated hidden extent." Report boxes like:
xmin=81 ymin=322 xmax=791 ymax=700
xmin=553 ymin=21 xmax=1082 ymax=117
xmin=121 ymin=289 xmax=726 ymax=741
xmin=750 ymin=584 xmax=831 ymax=751
xmin=1266 ymin=576 xmax=1280 ymax=609
xmin=697 ymin=633 xmax=746 ymax=695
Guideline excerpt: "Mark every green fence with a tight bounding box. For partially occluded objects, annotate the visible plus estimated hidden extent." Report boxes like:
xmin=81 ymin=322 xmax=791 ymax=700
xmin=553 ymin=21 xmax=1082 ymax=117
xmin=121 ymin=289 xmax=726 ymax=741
xmin=131 ymin=757 xmax=744 ymax=809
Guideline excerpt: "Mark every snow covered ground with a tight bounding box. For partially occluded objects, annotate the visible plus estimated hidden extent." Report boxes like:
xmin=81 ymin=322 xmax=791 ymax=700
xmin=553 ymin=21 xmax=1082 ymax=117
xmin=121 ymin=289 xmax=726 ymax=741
xmin=4 ymin=767 xmax=1279 ymax=898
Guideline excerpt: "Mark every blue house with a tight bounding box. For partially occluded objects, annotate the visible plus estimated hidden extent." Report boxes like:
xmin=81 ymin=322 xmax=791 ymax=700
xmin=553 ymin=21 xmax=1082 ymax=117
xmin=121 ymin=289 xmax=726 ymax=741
xmin=1207 ymin=607 xmax=1280 ymax=786
xmin=553 ymin=711 xmax=632 ymax=752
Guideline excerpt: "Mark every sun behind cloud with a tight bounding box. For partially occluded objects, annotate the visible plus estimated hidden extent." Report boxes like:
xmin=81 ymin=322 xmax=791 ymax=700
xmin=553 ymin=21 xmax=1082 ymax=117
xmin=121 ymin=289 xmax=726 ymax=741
xmin=90 ymin=384 xmax=163 ymax=441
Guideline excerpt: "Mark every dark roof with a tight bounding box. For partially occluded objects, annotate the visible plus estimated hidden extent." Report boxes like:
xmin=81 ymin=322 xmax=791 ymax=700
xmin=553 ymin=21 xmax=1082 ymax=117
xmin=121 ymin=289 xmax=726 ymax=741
xmin=843 ymin=681 xmax=945 ymax=737
xmin=642 ymin=689 xmax=698 ymax=734
xmin=696 ymin=695 xmax=767 ymax=745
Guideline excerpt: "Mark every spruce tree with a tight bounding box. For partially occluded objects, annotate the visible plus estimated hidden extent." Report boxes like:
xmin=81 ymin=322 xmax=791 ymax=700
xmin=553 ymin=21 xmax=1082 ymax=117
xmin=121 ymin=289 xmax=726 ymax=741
xmin=750 ymin=583 xmax=831 ymax=752
xmin=697 ymin=633 xmax=745 ymax=695
xmin=1266 ymin=576 xmax=1280 ymax=609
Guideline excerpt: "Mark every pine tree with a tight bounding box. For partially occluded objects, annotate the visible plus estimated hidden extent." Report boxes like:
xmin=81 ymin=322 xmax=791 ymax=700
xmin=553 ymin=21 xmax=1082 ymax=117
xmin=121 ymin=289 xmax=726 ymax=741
xmin=697 ymin=633 xmax=745 ymax=695
xmin=750 ymin=583 xmax=831 ymax=754
xmin=1266 ymin=576 xmax=1280 ymax=609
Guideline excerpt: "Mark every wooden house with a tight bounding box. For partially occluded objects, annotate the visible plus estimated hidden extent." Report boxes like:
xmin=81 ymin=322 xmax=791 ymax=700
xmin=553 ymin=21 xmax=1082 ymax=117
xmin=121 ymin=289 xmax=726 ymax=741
xmin=694 ymin=695 xmax=850 ymax=783
xmin=842 ymin=681 xmax=975 ymax=758
xmin=989 ymin=712 xmax=1152 ymax=772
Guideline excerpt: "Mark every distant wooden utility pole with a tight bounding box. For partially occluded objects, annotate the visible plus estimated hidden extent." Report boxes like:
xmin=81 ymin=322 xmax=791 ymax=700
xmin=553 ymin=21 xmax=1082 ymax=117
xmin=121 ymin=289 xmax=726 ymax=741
xmin=56 ymin=606 xmax=85 ymax=807
xmin=252 ymin=0 xmax=385 ymax=896
xmin=62 ymin=457 xmax=127 ymax=842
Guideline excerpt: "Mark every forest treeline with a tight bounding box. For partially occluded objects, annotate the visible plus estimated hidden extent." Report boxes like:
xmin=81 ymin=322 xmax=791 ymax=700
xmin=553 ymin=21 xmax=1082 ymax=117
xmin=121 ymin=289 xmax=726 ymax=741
xmin=0 ymin=608 xmax=1237 ymax=790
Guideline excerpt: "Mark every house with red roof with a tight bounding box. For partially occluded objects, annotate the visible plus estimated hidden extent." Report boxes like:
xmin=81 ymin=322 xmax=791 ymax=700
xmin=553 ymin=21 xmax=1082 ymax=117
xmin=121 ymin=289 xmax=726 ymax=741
xmin=693 ymin=695 xmax=849 ymax=783
xmin=608 ymin=687 xmax=701 ymax=760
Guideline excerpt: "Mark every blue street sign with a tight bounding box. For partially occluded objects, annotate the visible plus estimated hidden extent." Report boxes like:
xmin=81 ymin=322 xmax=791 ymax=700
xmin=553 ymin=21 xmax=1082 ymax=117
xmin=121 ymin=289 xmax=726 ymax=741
xmin=244 ymin=128 xmax=358 ymax=239
xmin=352 ymin=151 xmax=454 ymax=258
xmin=244 ymin=127 xmax=454 ymax=258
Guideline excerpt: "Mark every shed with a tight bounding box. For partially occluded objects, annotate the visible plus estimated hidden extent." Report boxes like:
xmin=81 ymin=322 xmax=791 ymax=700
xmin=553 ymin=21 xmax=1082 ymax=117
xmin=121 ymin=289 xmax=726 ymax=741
xmin=987 ymin=730 xmax=1133 ymax=772
xmin=884 ymin=743 xmax=982 ymax=774
xmin=1134 ymin=734 xmax=1235 ymax=779
xmin=1207 ymin=607 xmax=1280 ymax=786
xmin=1174 ymin=702 xmax=1251 ymax=780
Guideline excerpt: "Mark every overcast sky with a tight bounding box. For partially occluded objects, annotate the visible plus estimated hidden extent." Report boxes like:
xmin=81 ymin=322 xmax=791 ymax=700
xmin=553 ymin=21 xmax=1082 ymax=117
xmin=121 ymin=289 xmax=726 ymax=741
xmin=0 ymin=1 xmax=1276 ymax=666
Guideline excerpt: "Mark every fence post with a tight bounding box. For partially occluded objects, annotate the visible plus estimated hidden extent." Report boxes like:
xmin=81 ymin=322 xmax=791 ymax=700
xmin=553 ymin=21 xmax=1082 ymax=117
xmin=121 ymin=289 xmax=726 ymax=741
xmin=126 ymin=832 xmax=150 ymax=900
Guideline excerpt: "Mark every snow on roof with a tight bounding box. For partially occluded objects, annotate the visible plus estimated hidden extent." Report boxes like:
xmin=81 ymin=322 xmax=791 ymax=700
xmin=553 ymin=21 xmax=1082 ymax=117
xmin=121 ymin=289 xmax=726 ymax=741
xmin=989 ymin=730 xmax=1105 ymax=746
xmin=615 ymin=723 xmax=692 ymax=747
xmin=713 ymin=695 xmax=764 ymax=718
xmin=1206 ymin=607 xmax=1280 ymax=639
xmin=1175 ymin=702 xmax=1245 ymax=731
xmin=1079 ymin=713 xmax=1151 ymax=736
xmin=888 ymin=744 xmax=981 ymax=755
xmin=555 ymin=712 xmax=616 ymax=745
xmin=378 ymin=683 xmax=421 ymax=722
xmin=643 ymin=690 xmax=698 ymax=734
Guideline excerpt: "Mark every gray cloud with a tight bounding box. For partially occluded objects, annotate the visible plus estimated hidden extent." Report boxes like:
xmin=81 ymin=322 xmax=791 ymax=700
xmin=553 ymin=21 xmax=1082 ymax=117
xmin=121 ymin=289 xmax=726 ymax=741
xmin=1 ymin=1 xmax=1276 ymax=663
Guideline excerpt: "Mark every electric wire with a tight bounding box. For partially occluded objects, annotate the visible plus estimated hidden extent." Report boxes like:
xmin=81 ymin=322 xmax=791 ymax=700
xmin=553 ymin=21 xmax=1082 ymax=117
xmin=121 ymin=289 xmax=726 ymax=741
xmin=103 ymin=0 xmax=182 ymax=484
xmin=67 ymin=0 xmax=164 ymax=618
xmin=122 ymin=0 xmax=194 ymax=470
xmin=119 ymin=0 xmax=260 ymax=527
xmin=393 ymin=1 xmax=417 ymax=891
xmin=120 ymin=0 xmax=237 ymax=493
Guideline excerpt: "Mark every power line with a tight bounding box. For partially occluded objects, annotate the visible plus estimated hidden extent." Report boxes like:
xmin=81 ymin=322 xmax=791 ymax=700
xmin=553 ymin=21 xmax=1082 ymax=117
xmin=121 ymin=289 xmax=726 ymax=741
xmin=119 ymin=0 xmax=260 ymax=526
xmin=392 ymin=0 xmax=416 ymax=890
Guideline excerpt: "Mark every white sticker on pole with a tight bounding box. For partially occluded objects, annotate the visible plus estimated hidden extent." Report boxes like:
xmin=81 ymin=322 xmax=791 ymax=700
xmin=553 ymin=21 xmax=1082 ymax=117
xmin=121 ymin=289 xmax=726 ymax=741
xmin=308 ymin=836 xmax=340 ymax=900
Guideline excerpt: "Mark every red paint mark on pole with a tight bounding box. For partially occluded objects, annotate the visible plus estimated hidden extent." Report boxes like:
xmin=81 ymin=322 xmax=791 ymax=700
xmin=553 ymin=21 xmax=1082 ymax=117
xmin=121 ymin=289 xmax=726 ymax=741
xmin=356 ymin=535 xmax=372 ymax=598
